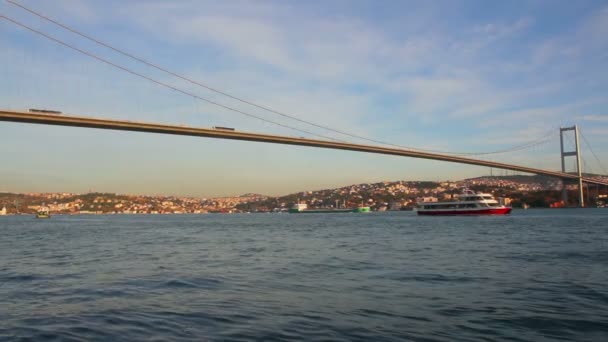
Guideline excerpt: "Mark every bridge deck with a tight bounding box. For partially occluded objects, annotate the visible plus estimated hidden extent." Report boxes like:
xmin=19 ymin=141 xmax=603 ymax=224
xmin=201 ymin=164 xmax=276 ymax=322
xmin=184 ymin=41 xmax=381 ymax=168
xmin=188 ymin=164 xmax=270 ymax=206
xmin=1 ymin=109 xmax=607 ymax=186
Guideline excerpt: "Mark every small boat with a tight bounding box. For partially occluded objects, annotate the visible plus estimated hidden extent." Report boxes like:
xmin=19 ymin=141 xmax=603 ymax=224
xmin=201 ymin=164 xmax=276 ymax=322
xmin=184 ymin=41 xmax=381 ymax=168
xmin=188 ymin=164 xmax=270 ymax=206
xmin=288 ymin=203 xmax=370 ymax=213
xmin=36 ymin=207 xmax=51 ymax=219
xmin=416 ymin=189 xmax=512 ymax=216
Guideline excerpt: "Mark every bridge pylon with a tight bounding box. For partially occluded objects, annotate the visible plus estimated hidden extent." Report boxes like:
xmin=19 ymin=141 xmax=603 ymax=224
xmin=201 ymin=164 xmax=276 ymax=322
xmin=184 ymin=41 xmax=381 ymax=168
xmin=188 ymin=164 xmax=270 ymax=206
xmin=560 ymin=125 xmax=584 ymax=207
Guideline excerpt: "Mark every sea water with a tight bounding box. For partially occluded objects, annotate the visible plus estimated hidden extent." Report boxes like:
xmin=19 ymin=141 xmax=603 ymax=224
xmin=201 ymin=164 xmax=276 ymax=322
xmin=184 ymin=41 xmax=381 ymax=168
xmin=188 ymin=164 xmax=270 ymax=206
xmin=1 ymin=210 xmax=607 ymax=341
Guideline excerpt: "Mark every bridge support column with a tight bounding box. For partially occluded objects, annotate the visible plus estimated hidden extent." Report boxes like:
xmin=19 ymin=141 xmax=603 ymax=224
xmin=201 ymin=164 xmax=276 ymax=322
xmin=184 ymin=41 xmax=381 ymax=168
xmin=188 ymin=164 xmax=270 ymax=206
xmin=575 ymin=125 xmax=584 ymax=208
xmin=560 ymin=125 xmax=584 ymax=207
xmin=561 ymin=179 xmax=568 ymax=205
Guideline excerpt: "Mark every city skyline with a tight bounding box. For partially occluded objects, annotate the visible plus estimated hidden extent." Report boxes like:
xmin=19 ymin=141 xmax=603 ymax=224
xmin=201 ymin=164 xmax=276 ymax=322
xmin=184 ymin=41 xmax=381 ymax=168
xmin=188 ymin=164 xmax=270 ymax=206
xmin=1 ymin=0 xmax=607 ymax=197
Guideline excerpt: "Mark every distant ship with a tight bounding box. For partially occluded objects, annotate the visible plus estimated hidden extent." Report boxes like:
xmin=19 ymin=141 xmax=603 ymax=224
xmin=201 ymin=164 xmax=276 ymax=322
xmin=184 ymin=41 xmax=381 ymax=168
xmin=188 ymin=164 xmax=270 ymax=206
xmin=288 ymin=203 xmax=370 ymax=214
xmin=36 ymin=207 xmax=51 ymax=219
xmin=416 ymin=189 xmax=512 ymax=216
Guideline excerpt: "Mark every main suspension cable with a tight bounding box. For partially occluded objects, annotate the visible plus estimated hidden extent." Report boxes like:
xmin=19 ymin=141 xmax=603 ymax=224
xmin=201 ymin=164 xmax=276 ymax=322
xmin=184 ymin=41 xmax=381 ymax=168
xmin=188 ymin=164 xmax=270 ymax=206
xmin=5 ymin=0 xmax=562 ymax=157
xmin=579 ymin=127 xmax=608 ymax=175
xmin=1 ymin=15 xmax=345 ymax=142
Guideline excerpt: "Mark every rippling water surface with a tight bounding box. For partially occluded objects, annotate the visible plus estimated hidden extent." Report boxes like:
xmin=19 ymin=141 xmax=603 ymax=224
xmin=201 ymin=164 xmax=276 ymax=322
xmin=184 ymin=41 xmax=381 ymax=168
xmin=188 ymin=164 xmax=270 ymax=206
xmin=1 ymin=210 xmax=607 ymax=341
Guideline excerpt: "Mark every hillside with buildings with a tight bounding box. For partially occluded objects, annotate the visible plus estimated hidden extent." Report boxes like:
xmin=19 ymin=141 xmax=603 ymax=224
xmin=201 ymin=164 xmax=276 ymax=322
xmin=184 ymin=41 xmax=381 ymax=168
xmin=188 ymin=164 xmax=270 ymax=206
xmin=1 ymin=175 xmax=606 ymax=215
xmin=241 ymin=175 xmax=607 ymax=211
xmin=0 ymin=192 xmax=267 ymax=215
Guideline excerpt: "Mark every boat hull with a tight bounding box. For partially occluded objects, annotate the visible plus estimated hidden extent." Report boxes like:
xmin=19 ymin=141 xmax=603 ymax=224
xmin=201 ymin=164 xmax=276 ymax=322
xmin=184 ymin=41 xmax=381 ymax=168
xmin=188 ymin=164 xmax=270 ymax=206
xmin=289 ymin=207 xmax=370 ymax=214
xmin=289 ymin=209 xmax=351 ymax=213
xmin=417 ymin=207 xmax=512 ymax=216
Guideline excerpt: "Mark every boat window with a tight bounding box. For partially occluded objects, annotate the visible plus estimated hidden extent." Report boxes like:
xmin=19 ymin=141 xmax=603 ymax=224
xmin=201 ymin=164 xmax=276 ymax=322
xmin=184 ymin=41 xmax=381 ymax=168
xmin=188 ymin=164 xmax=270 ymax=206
xmin=483 ymin=196 xmax=493 ymax=200
xmin=465 ymin=196 xmax=483 ymax=201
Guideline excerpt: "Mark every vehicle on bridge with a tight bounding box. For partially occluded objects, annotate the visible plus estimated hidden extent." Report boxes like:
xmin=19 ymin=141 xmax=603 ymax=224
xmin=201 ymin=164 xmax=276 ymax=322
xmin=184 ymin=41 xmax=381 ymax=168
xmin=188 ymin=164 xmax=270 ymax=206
xmin=416 ymin=189 xmax=512 ymax=216
xmin=212 ymin=126 xmax=235 ymax=131
xmin=29 ymin=108 xmax=62 ymax=114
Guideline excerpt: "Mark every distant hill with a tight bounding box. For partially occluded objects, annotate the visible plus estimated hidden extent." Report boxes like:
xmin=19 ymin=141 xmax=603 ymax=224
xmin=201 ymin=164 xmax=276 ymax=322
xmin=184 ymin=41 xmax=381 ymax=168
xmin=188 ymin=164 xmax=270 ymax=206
xmin=464 ymin=175 xmax=555 ymax=186
xmin=239 ymin=193 xmax=267 ymax=198
xmin=464 ymin=173 xmax=606 ymax=186
xmin=465 ymin=175 xmax=545 ymax=182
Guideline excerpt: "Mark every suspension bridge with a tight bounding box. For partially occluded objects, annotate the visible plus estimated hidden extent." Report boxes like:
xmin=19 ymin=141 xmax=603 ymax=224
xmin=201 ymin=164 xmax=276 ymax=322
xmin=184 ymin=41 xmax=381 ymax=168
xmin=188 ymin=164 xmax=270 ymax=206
xmin=1 ymin=1 xmax=607 ymax=207
xmin=1 ymin=108 xmax=607 ymax=207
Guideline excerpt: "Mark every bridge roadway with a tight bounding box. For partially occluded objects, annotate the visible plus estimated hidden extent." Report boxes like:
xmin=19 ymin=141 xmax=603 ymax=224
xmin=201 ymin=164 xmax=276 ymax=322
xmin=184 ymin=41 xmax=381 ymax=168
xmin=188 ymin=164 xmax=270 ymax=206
xmin=1 ymin=109 xmax=607 ymax=187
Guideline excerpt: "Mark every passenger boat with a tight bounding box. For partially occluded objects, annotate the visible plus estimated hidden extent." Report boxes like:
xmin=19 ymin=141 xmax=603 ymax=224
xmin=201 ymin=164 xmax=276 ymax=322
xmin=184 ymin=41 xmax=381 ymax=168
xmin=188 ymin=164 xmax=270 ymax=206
xmin=36 ymin=207 xmax=51 ymax=219
xmin=416 ymin=189 xmax=512 ymax=216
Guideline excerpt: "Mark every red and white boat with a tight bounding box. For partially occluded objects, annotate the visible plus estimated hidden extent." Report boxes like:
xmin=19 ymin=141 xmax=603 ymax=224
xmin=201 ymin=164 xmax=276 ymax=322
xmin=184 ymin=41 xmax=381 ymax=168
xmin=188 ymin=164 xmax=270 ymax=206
xmin=416 ymin=189 xmax=512 ymax=216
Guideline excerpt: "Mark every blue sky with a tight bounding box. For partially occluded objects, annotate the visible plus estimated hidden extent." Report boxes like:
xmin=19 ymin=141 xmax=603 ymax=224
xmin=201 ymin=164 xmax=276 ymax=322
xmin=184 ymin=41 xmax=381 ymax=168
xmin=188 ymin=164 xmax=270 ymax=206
xmin=1 ymin=0 xmax=607 ymax=197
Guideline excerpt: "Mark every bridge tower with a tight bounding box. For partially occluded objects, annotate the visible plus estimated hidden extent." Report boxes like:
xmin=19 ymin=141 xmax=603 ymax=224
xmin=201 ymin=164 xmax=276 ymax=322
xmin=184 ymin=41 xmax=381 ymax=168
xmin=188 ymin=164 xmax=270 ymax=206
xmin=560 ymin=125 xmax=584 ymax=207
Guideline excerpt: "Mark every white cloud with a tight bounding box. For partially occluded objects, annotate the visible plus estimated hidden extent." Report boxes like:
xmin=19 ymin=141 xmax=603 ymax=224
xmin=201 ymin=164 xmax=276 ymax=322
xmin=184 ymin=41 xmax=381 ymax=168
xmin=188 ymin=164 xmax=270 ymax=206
xmin=533 ymin=5 xmax=608 ymax=66
xmin=580 ymin=115 xmax=608 ymax=122
xmin=171 ymin=15 xmax=294 ymax=71
xmin=586 ymin=127 xmax=608 ymax=136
